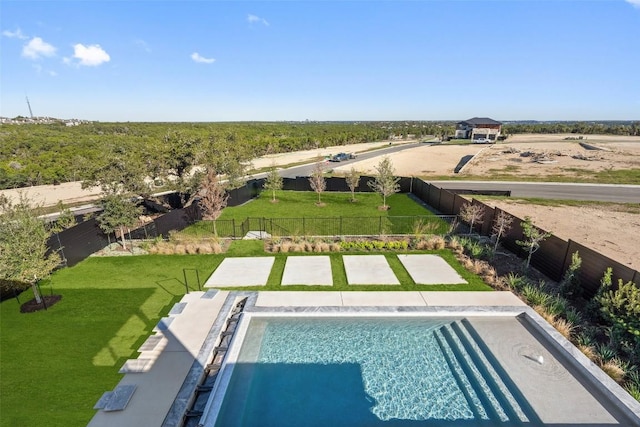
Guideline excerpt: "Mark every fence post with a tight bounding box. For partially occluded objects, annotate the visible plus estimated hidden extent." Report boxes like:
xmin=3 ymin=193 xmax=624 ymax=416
xmin=232 ymin=219 xmax=235 ymax=239
xmin=303 ymin=218 xmax=306 ymax=236
xmin=340 ymin=217 xmax=343 ymax=236
xmin=379 ymin=216 xmax=382 ymax=235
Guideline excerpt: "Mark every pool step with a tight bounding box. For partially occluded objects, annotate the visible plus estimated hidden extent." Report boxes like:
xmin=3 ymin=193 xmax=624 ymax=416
xmin=436 ymin=321 xmax=529 ymax=424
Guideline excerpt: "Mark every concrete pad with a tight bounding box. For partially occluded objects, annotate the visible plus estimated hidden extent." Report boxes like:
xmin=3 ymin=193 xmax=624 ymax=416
xmin=204 ymin=257 xmax=275 ymax=287
xmin=398 ymin=254 xmax=467 ymax=284
xmin=469 ymin=317 xmax=621 ymax=424
xmin=421 ymin=291 xmax=527 ymax=307
xmin=255 ymin=291 xmax=343 ymax=307
xmin=343 ymin=255 xmax=400 ymax=285
xmin=281 ymin=256 xmax=332 ymax=286
xmin=341 ymin=292 xmax=426 ymax=306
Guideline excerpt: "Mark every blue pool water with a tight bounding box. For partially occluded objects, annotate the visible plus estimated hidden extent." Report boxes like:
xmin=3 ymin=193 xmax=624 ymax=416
xmin=214 ymin=317 xmax=533 ymax=427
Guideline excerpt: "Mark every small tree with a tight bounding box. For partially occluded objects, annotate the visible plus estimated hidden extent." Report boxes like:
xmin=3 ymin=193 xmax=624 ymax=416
xmin=459 ymin=202 xmax=485 ymax=235
xmin=199 ymin=169 xmax=229 ymax=235
xmin=367 ymin=157 xmax=400 ymax=210
xmin=97 ymin=195 xmax=143 ymax=250
xmin=50 ymin=201 xmax=77 ymax=234
xmin=0 ymin=194 xmax=61 ymax=306
xmin=263 ymin=163 xmax=283 ymax=202
xmin=491 ymin=210 xmax=513 ymax=252
xmin=559 ymin=251 xmax=582 ymax=299
xmin=516 ymin=216 xmax=552 ymax=269
xmin=345 ymin=167 xmax=361 ymax=202
xmin=309 ymin=160 xmax=326 ymax=205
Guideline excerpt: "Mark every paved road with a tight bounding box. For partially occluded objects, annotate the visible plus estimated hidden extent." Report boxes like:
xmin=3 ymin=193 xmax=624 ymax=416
xmin=278 ymin=142 xmax=425 ymax=178
xmin=428 ymin=181 xmax=640 ymax=203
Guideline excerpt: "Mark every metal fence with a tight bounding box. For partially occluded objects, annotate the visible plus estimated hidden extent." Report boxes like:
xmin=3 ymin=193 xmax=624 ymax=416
xmin=185 ymin=215 xmax=455 ymax=238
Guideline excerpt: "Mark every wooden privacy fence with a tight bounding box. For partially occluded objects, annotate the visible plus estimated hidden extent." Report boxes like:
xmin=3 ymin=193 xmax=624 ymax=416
xmin=410 ymin=179 xmax=639 ymax=298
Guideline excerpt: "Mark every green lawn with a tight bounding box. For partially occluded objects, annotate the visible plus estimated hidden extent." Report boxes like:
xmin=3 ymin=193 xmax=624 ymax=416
xmin=222 ymin=191 xmax=431 ymax=219
xmin=0 ymin=242 xmax=490 ymax=426
xmin=185 ymin=191 xmax=450 ymax=237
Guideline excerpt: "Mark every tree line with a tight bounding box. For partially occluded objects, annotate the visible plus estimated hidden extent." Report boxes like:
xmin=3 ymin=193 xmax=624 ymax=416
xmin=0 ymin=121 xmax=437 ymax=190
xmin=2 ymin=120 xmax=638 ymax=190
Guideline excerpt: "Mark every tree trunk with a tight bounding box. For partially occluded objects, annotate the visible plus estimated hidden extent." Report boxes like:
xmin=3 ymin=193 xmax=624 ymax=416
xmin=213 ymin=220 xmax=218 ymax=237
xmin=119 ymin=226 xmax=127 ymax=250
xmin=31 ymin=282 xmax=42 ymax=304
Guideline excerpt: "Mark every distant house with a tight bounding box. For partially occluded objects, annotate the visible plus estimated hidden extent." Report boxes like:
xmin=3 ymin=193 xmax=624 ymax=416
xmin=455 ymin=117 xmax=502 ymax=141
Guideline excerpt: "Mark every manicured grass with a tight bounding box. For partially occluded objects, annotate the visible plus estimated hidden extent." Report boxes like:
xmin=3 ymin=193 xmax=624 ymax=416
xmin=0 ymin=255 xmax=218 ymax=427
xmin=221 ymin=191 xmax=431 ymax=219
xmin=185 ymin=192 xmax=450 ymax=237
xmin=0 ymin=243 xmax=489 ymax=426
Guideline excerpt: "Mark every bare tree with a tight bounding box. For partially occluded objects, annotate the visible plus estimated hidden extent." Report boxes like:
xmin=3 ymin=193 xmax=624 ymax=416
xmin=459 ymin=202 xmax=485 ymax=235
xmin=199 ymin=169 xmax=229 ymax=235
xmin=263 ymin=162 xmax=283 ymax=202
xmin=309 ymin=160 xmax=326 ymax=205
xmin=367 ymin=157 xmax=400 ymax=210
xmin=516 ymin=216 xmax=552 ymax=269
xmin=345 ymin=167 xmax=361 ymax=202
xmin=491 ymin=209 xmax=513 ymax=252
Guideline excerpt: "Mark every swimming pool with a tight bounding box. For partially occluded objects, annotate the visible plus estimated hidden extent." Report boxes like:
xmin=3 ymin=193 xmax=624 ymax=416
xmin=197 ymin=310 xmax=640 ymax=427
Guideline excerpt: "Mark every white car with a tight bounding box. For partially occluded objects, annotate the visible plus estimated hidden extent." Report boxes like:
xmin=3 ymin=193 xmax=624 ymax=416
xmin=473 ymin=138 xmax=491 ymax=144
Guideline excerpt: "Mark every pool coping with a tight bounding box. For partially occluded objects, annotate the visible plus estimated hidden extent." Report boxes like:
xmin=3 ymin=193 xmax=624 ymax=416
xmin=198 ymin=293 xmax=640 ymax=426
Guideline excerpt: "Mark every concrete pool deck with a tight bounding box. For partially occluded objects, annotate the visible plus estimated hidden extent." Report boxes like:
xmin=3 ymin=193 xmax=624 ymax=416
xmin=89 ymin=291 xmax=640 ymax=427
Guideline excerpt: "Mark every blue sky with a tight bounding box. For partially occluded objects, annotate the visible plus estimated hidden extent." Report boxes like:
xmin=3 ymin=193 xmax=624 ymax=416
xmin=1 ymin=1 xmax=639 ymax=122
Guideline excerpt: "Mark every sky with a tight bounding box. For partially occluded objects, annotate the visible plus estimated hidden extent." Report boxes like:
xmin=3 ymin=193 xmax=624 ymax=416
xmin=1 ymin=0 xmax=639 ymax=122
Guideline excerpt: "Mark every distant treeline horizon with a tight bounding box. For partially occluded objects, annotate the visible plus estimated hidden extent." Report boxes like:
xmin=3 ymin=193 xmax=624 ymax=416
xmin=1 ymin=120 xmax=638 ymax=190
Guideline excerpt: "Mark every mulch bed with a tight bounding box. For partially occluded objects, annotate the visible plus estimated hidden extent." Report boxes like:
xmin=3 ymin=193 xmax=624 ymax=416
xmin=20 ymin=295 xmax=62 ymax=313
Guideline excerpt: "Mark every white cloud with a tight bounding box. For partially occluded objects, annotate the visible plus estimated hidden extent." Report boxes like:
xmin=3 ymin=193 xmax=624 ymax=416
xmin=22 ymin=37 xmax=57 ymax=59
xmin=247 ymin=14 xmax=269 ymax=26
xmin=626 ymin=0 xmax=640 ymax=7
xmin=2 ymin=28 xmax=28 ymax=39
xmin=71 ymin=43 xmax=110 ymax=66
xmin=134 ymin=39 xmax=151 ymax=53
xmin=191 ymin=52 xmax=215 ymax=64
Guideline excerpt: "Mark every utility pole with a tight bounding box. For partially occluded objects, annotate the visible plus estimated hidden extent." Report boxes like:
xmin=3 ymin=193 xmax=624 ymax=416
xmin=26 ymin=96 xmax=34 ymax=118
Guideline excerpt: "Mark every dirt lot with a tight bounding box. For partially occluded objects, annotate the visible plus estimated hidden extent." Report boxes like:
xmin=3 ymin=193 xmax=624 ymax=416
xmin=332 ymin=134 xmax=640 ymax=271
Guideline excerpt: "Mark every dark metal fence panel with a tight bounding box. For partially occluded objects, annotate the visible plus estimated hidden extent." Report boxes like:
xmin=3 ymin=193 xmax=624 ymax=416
xmin=154 ymin=208 xmax=194 ymax=237
xmin=439 ymin=190 xmax=456 ymax=215
xmin=428 ymin=186 xmax=441 ymax=211
xmin=566 ymin=240 xmax=638 ymax=298
xmin=452 ymin=194 xmax=467 ymax=216
xmin=398 ymin=177 xmax=412 ymax=193
xmin=325 ymin=177 xmax=349 ymax=192
xmin=498 ymin=211 xmax=527 ymax=258
xmin=411 ymin=179 xmax=430 ymax=204
xmin=472 ymin=199 xmax=496 ymax=236
xmin=529 ymin=234 xmax=569 ymax=282
xmin=48 ymin=219 xmax=110 ymax=267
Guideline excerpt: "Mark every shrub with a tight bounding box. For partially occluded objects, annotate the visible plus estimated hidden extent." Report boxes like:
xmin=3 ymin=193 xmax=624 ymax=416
xmin=551 ymin=317 xmax=575 ymax=340
xmin=545 ymin=295 xmax=569 ymax=318
xmin=597 ymin=278 xmax=640 ymax=352
xmin=600 ymin=358 xmax=626 ymax=383
xmin=596 ymin=343 xmax=617 ymax=362
xmin=503 ymin=272 xmax=526 ymax=291
xmin=521 ymin=283 xmax=551 ymax=307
